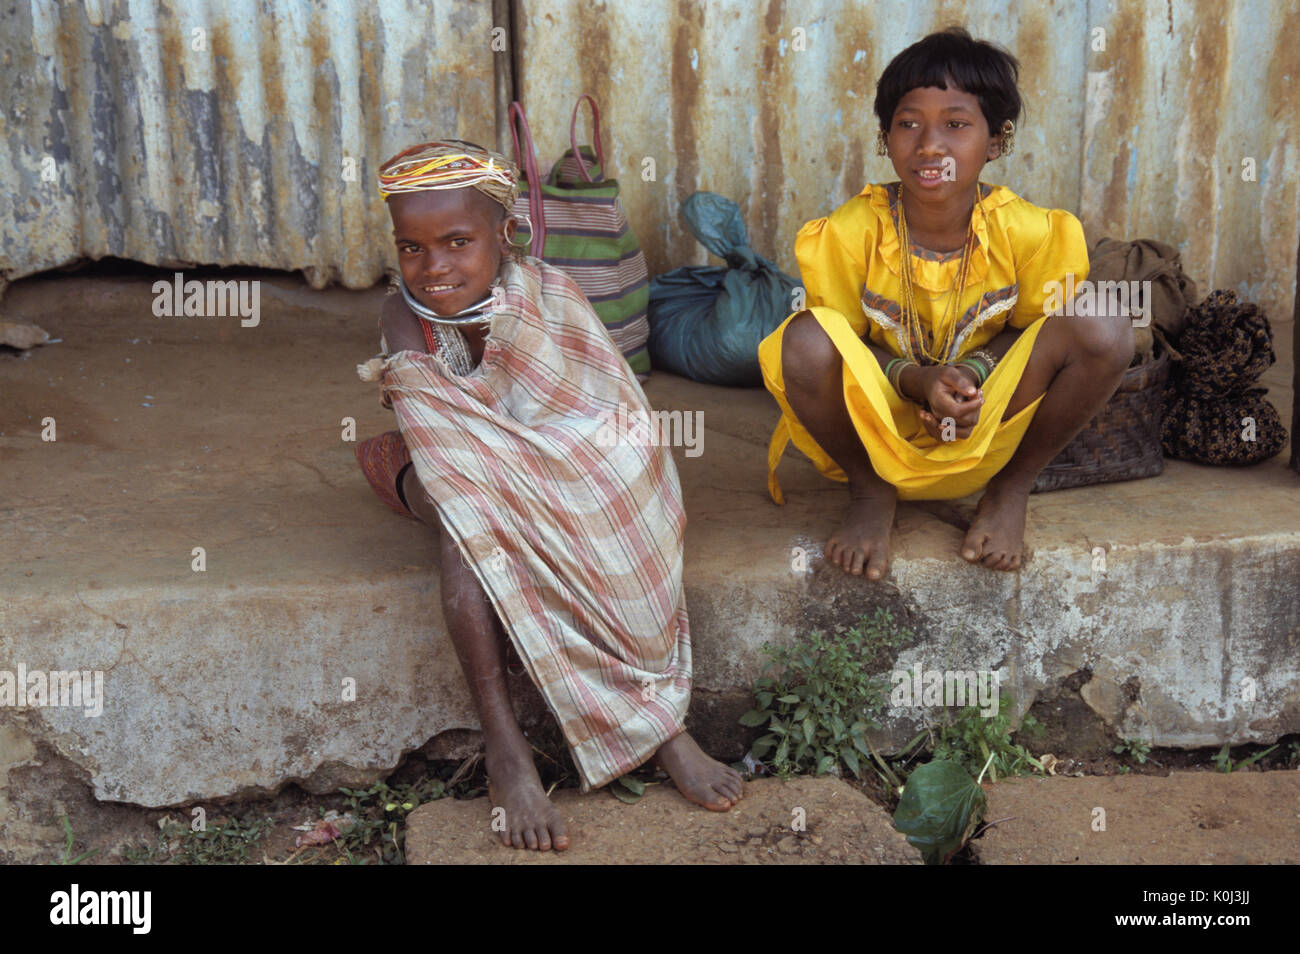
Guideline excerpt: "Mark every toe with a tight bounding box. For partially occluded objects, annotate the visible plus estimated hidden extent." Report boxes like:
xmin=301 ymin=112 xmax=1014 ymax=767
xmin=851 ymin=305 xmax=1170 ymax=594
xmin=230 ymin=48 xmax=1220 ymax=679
xmin=523 ymin=826 xmax=539 ymax=850
xmin=847 ymin=547 xmax=865 ymax=576
xmin=866 ymin=549 xmax=887 ymax=580
xmin=552 ymin=825 xmax=570 ymax=851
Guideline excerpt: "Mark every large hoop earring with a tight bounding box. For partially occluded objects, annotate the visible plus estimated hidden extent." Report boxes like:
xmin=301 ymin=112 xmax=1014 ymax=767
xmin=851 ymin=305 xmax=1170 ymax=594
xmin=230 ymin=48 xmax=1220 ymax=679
xmin=875 ymin=130 xmax=889 ymax=156
xmin=997 ymin=120 xmax=1015 ymax=158
xmin=508 ymin=212 xmax=533 ymax=246
xmin=501 ymin=212 xmax=532 ymax=262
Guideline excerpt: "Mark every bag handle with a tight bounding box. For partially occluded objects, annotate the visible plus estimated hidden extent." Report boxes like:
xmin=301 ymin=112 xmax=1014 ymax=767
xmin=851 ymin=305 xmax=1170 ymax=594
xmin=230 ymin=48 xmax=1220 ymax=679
xmin=509 ymin=101 xmax=547 ymax=257
xmin=569 ymin=94 xmax=606 ymax=184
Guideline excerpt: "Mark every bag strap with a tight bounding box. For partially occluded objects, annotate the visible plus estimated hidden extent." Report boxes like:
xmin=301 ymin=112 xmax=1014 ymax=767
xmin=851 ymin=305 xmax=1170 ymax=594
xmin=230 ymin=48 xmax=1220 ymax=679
xmin=569 ymin=94 xmax=606 ymax=184
xmin=509 ymin=101 xmax=546 ymax=257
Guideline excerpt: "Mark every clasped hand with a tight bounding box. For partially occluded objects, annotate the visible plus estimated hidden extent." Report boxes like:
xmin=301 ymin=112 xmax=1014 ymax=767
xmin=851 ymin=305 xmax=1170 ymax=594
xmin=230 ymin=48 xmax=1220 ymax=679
xmin=914 ymin=365 xmax=983 ymax=441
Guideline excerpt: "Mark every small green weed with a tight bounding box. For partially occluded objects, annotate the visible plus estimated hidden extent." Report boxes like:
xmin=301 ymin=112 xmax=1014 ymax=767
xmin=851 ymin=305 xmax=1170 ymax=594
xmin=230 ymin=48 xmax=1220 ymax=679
xmin=178 ymin=815 xmax=272 ymax=864
xmin=1212 ymin=743 xmax=1278 ymax=774
xmin=56 ymin=815 xmax=99 ymax=866
xmin=931 ymin=694 xmax=1042 ymax=783
xmin=125 ymin=813 xmax=270 ymax=865
xmin=1114 ymin=738 xmax=1152 ymax=765
xmin=1017 ymin=711 xmax=1045 ymax=739
xmin=739 ymin=609 xmax=913 ymax=781
xmin=338 ymin=775 xmax=454 ymax=864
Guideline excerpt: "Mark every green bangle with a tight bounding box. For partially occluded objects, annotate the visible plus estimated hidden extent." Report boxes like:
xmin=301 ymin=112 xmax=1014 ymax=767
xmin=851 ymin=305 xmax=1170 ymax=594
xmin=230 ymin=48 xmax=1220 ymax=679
xmin=956 ymin=358 xmax=987 ymax=386
xmin=889 ymin=358 xmax=917 ymax=396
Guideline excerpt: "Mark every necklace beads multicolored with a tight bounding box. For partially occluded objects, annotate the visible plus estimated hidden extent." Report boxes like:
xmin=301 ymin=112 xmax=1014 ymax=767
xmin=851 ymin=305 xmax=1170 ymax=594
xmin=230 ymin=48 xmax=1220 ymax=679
xmin=895 ymin=186 xmax=990 ymax=365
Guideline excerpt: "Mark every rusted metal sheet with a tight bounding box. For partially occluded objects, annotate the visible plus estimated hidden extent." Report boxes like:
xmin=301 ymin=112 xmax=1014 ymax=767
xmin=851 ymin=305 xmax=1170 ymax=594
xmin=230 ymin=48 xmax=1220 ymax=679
xmin=3 ymin=0 xmax=1296 ymax=341
xmin=512 ymin=0 xmax=1297 ymax=331
xmin=0 ymin=0 xmax=499 ymax=294
xmin=1081 ymin=0 xmax=1300 ymax=338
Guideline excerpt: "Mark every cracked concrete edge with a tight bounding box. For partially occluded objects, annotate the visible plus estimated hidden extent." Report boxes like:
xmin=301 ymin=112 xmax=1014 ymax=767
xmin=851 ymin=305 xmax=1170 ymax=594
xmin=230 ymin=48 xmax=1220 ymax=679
xmin=2 ymin=529 xmax=1298 ymax=807
xmin=686 ymin=533 xmax=1300 ymax=751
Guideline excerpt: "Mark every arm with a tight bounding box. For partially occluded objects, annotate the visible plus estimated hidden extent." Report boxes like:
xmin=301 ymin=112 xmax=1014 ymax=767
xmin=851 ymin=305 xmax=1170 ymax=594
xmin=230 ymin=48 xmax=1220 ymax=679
xmin=952 ymin=324 xmax=1024 ymax=386
xmin=376 ymin=294 xmax=427 ymax=410
xmin=380 ymin=292 xmax=427 ymax=355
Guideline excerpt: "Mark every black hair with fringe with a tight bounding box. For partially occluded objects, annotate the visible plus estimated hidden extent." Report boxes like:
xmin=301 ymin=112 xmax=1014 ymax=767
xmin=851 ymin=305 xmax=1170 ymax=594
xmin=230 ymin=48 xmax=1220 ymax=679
xmin=873 ymin=27 xmax=1022 ymax=135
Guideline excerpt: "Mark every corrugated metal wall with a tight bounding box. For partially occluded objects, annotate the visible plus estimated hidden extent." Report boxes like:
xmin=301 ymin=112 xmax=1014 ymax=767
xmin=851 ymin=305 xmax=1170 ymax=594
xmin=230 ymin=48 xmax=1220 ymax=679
xmin=0 ymin=0 xmax=500 ymax=293
xmin=1 ymin=0 xmax=1297 ymax=329
xmin=513 ymin=0 xmax=1299 ymax=327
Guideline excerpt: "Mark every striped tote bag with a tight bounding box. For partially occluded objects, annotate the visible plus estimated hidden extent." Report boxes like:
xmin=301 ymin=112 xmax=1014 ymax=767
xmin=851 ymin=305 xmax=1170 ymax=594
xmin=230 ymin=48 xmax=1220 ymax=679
xmin=510 ymin=97 xmax=651 ymax=377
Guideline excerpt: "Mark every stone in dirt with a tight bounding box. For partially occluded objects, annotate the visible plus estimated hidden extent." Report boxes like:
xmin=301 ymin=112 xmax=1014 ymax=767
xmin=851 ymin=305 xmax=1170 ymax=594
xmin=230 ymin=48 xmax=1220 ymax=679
xmin=0 ymin=320 xmax=49 ymax=349
xmin=975 ymin=772 xmax=1300 ymax=864
xmin=405 ymin=776 xmax=922 ymax=864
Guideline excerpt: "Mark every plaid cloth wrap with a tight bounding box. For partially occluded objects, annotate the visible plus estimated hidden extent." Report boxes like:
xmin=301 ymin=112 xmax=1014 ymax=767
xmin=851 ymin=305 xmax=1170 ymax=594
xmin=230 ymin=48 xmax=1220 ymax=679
xmin=511 ymin=149 xmax=651 ymax=378
xmin=366 ymin=256 xmax=690 ymax=791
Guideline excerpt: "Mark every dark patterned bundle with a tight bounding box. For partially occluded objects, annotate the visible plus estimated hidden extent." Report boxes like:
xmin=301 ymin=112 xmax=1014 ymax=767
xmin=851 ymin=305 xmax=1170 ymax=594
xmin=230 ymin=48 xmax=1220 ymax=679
xmin=1161 ymin=290 xmax=1287 ymax=465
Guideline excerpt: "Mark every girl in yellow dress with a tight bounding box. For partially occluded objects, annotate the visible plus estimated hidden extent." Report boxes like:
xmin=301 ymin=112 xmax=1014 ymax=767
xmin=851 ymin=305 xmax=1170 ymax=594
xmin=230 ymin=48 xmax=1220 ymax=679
xmin=760 ymin=27 xmax=1133 ymax=577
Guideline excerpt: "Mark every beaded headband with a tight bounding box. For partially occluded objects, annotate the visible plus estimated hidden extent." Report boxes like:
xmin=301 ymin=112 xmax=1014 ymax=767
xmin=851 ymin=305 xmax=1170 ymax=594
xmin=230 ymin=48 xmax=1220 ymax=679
xmin=377 ymin=141 xmax=520 ymax=211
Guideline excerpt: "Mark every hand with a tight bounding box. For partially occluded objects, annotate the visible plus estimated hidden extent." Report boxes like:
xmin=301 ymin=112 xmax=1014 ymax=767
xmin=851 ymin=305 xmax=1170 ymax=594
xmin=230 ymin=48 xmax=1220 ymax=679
xmin=915 ymin=365 xmax=983 ymax=442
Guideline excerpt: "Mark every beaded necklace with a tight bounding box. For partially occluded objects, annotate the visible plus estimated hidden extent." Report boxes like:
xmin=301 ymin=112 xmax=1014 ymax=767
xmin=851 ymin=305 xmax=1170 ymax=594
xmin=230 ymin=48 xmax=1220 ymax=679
xmin=895 ymin=185 xmax=989 ymax=364
xmin=419 ymin=320 xmax=476 ymax=376
xmin=399 ymin=278 xmax=497 ymax=376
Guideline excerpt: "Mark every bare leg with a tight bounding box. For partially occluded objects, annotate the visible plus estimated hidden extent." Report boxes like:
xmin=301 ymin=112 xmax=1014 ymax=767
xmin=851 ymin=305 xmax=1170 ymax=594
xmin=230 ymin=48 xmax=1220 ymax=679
xmin=402 ymin=467 xmax=568 ymax=851
xmin=781 ymin=312 xmax=898 ymax=579
xmin=653 ymin=731 xmax=745 ymax=811
xmin=962 ymin=307 xmax=1134 ymax=570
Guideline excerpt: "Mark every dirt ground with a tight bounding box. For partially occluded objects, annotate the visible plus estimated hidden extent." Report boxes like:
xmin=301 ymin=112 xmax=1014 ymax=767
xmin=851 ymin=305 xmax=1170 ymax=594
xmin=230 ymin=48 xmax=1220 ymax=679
xmin=973 ymin=771 xmax=1300 ymax=864
xmin=15 ymin=740 xmax=1296 ymax=866
xmin=404 ymin=775 xmax=922 ymax=865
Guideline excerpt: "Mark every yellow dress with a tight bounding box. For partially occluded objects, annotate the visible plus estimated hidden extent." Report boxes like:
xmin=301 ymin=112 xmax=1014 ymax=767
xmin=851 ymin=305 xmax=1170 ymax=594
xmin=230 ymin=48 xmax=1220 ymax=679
xmin=759 ymin=181 xmax=1089 ymax=502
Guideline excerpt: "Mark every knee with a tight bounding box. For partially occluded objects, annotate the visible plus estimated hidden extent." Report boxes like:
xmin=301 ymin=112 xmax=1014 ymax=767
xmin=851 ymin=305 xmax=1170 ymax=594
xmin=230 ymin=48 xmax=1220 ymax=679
xmin=1069 ymin=312 xmax=1133 ymax=374
xmin=402 ymin=466 xmax=440 ymax=526
xmin=781 ymin=311 xmax=838 ymax=386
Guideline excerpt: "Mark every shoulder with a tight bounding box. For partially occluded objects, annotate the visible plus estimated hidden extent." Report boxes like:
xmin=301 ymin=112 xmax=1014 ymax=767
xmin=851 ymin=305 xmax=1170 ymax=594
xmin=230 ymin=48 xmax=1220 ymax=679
xmin=796 ymin=184 xmax=889 ymax=260
xmin=982 ymin=184 xmax=1085 ymax=260
xmin=380 ymin=288 xmax=426 ymax=353
xmin=525 ymin=256 xmax=592 ymax=306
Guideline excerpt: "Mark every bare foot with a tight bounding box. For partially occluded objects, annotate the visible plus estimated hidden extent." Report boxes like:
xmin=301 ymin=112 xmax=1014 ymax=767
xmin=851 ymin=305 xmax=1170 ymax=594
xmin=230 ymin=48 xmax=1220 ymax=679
xmin=485 ymin=732 xmax=569 ymax=850
xmin=961 ymin=481 xmax=1029 ymax=571
xmin=826 ymin=480 xmax=898 ymax=579
xmin=654 ymin=731 xmax=744 ymax=811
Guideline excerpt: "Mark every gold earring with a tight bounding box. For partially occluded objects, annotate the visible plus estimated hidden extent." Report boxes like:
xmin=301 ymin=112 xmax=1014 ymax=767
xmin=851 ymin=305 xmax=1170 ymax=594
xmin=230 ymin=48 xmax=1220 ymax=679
xmin=998 ymin=120 xmax=1015 ymax=158
xmin=876 ymin=130 xmax=888 ymax=156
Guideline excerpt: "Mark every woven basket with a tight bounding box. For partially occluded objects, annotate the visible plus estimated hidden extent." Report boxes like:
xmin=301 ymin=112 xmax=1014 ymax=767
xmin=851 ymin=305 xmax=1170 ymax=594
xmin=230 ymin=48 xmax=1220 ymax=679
xmin=1030 ymin=347 xmax=1170 ymax=493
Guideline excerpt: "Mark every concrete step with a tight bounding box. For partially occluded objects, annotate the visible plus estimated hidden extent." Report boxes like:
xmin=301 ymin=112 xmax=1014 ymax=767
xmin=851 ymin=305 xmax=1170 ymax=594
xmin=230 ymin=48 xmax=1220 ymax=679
xmin=1 ymin=272 xmax=1296 ymax=818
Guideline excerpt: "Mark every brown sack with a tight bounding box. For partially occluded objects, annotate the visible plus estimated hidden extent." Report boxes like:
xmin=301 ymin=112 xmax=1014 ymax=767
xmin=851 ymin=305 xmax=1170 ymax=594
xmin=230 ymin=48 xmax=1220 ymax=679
xmin=1088 ymin=237 xmax=1198 ymax=361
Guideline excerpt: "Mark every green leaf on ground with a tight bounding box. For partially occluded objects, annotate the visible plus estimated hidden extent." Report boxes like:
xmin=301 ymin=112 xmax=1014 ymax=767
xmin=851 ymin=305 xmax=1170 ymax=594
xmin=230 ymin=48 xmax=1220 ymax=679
xmin=892 ymin=759 xmax=987 ymax=865
xmin=611 ymin=775 xmax=645 ymax=804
